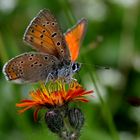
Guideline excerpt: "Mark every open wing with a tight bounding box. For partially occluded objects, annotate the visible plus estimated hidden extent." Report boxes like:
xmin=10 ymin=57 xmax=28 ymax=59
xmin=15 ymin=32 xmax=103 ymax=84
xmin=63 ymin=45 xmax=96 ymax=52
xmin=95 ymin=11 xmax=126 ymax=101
xmin=23 ymin=9 xmax=70 ymax=61
xmin=3 ymin=52 xmax=59 ymax=83
xmin=64 ymin=19 xmax=87 ymax=62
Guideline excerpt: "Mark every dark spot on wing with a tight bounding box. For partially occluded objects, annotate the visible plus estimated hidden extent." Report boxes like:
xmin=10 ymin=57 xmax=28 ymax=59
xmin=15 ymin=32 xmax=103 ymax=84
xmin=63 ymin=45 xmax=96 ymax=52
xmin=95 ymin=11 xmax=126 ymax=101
xmin=51 ymin=32 xmax=57 ymax=38
xmin=57 ymin=42 xmax=60 ymax=46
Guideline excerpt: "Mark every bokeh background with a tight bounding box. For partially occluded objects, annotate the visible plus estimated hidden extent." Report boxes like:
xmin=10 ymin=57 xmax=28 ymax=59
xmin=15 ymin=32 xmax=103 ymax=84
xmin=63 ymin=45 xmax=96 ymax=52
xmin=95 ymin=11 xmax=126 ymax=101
xmin=0 ymin=0 xmax=140 ymax=140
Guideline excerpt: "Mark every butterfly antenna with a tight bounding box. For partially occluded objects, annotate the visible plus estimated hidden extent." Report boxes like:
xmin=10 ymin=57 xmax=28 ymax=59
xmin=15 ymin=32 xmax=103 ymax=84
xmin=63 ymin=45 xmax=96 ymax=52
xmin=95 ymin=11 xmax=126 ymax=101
xmin=79 ymin=62 xmax=110 ymax=70
xmin=94 ymin=65 xmax=110 ymax=70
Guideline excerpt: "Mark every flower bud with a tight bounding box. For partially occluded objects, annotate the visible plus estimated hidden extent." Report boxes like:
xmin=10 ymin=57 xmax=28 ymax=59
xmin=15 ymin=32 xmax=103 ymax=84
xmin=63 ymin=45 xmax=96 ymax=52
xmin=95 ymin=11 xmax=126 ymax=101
xmin=45 ymin=109 xmax=64 ymax=133
xmin=68 ymin=108 xmax=84 ymax=130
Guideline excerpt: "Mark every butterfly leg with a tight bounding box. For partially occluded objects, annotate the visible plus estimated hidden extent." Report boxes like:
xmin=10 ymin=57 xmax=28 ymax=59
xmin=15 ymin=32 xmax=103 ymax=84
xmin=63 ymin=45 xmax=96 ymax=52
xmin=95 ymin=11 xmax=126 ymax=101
xmin=69 ymin=77 xmax=77 ymax=84
xmin=45 ymin=73 xmax=54 ymax=85
xmin=64 ymin=76 xmax=77 ymax=84
xmin=71 ymin=77 xmax=77 ymax=82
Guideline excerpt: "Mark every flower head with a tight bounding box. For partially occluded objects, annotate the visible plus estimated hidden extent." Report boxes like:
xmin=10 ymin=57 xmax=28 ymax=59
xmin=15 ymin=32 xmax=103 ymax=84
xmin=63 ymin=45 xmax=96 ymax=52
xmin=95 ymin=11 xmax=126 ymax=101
xmin=16 ymin=81 xmax=93 ymax=121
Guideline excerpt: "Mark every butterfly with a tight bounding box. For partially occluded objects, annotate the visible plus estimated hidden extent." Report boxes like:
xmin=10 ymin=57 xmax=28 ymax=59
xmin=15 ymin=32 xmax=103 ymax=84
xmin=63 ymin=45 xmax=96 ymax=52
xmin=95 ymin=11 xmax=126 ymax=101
xmin=3 ymin=9 xmax=87 ymax=84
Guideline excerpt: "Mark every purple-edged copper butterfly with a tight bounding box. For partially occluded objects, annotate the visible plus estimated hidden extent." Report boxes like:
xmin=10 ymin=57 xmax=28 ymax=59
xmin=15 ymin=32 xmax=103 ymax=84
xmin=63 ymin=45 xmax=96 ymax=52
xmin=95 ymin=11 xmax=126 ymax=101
xmin=3 ymin=9 xmax=87 ymax=84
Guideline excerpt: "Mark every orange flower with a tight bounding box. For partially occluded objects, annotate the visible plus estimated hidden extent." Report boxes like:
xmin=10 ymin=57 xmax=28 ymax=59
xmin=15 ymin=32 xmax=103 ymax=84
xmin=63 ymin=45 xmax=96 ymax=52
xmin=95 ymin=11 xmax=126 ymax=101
xmin=16 ymin=81 xmax=93 ymax=121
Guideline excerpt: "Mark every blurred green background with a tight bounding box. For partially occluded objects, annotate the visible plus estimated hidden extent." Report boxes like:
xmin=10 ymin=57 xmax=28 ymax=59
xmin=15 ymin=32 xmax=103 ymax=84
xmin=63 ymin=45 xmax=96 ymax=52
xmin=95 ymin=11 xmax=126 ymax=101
xmin=0 ymin=0 xmax=140 ymax=140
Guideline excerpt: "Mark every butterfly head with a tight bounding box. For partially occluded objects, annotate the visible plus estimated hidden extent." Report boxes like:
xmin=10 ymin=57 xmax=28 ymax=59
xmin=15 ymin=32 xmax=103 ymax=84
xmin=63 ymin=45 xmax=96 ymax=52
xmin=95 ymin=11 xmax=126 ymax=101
xmin=71 ymin=62 xmax=81 ymax=74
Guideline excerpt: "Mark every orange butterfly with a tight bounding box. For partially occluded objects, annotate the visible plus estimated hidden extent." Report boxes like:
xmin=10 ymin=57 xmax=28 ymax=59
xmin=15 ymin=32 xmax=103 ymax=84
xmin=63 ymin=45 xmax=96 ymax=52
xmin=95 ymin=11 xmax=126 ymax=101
xmin=3 ymin=9 xmax=87 ymax=83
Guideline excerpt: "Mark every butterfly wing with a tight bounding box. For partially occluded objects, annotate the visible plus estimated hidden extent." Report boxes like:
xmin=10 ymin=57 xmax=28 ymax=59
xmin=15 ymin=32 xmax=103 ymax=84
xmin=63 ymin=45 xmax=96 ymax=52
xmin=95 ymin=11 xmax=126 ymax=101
xmin=64 ymin=18 xmax=87 ymax=62
xmin=23 ymin=9 xmax=70 ymax=61
xmin=3 ymin=52 xmax=59 ymax=83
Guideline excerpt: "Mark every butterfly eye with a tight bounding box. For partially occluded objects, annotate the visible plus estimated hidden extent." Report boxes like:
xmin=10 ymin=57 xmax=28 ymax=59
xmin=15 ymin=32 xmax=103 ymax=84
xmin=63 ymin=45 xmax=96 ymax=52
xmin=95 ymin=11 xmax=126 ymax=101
xmin=72 ymin=63 xmax=76 ymax=71
xmin=72 ymin=63 xmax=81 ymax=73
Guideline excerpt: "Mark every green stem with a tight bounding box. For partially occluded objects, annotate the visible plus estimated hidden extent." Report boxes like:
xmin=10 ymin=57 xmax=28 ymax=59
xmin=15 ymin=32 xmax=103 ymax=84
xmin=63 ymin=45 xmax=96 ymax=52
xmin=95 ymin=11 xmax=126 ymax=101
xmin=83 ymin=56 xmax=120 ymax=140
